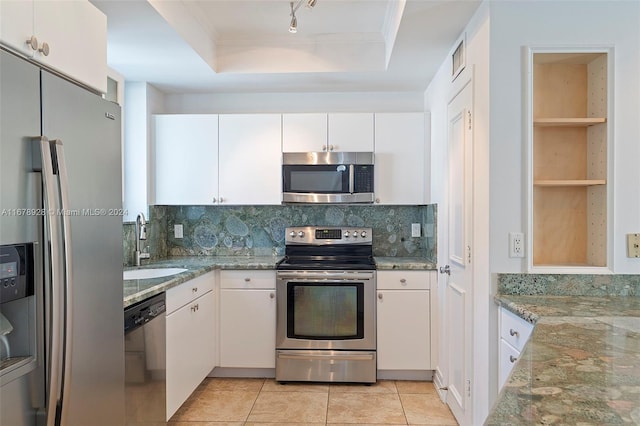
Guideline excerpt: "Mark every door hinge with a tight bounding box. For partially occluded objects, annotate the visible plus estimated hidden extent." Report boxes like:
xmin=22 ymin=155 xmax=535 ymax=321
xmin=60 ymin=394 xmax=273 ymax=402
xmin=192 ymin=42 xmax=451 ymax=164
xmin=467 ymin=379 xmax=471 ymax=397
xmin=468 ymin=111 xmax=472 ymax=130
xmin=467 ymin=245 xmax=471 ymax=264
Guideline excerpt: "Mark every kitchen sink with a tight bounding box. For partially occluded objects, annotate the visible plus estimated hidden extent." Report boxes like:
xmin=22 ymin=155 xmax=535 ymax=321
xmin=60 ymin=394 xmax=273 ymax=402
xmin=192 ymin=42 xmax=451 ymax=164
xmin=123 ymin=268 xmax=188 ymax=280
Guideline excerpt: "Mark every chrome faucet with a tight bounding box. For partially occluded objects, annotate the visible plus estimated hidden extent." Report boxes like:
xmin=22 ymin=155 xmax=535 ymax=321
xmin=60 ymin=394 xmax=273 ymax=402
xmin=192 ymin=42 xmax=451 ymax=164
xmin=135 ymin=212 xmax=150 ymax=266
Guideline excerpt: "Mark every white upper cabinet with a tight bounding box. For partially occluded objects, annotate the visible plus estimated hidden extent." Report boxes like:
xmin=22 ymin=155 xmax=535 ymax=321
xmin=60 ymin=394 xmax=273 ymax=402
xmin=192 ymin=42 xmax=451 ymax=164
xmin=374 ymin=113 xmax=427 ymax=204
xmin=282 ymin=113 xmax=374 ymax=152
xmin=282 ymin=113 xmax=327 ymax=152
xmin=153 ymin=115 xmax=219 ymax=205
xmin=218 ymin=114 xmax=282 ymax=204
xmin=0 ymin=0 xmax=108 ymax=93
xmin=328 ymin=113 xmax=374 ymax=152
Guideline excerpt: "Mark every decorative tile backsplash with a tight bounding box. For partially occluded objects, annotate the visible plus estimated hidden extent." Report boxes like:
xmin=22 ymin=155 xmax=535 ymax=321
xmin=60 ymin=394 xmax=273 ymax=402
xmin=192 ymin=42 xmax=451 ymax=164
xmin=124 ymin=204 xmax=437 ymax=266
xmin=498 ymin=273 xmax=640 ymax=297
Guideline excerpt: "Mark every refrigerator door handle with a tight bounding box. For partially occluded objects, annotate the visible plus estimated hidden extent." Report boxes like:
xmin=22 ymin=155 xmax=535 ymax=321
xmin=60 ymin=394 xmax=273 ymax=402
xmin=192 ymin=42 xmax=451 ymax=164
xmin=34 ymin=137 xmax=64 ymax=426
xmin=51 ymin=139 xmax=75 ymax=426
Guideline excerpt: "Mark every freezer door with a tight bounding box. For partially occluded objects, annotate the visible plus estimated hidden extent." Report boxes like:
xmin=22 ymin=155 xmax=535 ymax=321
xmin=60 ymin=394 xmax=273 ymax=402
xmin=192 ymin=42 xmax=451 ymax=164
xmin=41 ymin=71 xmax=124 ymax=425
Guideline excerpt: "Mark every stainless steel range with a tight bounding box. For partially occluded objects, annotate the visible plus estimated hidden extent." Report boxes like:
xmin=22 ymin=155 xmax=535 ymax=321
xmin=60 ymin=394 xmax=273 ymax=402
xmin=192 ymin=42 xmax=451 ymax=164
xmin=275 ymin=226 xmax=376 ymax=383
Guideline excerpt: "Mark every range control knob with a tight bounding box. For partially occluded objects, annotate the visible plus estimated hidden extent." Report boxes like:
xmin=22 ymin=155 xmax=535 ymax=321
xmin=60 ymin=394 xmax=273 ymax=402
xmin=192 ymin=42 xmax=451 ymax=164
xmin=353 ymin=231 xmax=359 ymax=238
xmin=297 ymin=231 xmax=305 ymax=238
xmin=361 ymin=231 xmax=367 ymax=238
xmin=344 ymin=231 xmax=350 ymax=238
xmin=289 ymin=231 xmax=296 ymax=238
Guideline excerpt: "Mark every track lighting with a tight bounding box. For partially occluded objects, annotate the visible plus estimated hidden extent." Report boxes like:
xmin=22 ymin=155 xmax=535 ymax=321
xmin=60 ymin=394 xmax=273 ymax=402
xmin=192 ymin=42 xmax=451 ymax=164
xmin=289 ymin=2 xmax=297 ymax=33
xmin=288 ymin=0 xmax=317 ymax=33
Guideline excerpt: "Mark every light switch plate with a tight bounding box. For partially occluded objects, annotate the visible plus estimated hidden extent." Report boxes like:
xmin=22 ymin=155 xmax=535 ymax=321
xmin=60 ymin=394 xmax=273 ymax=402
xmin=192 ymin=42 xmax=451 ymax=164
xmin=411 ymin=223 xmax=421 ymax=238
xmin=627 ymin=233 xmax=640 ymax=258
xmin=174 ymin=224 xmax=184 ymax=239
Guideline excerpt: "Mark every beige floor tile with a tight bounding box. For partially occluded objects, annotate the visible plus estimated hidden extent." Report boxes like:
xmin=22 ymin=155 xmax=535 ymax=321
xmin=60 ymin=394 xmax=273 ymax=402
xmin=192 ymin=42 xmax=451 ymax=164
xmin=170 ymin=390 xmax=258 ymax=422
xmin=262 ymin=379 xmax=330 ymax=393
xmin=329 ymin=379 xmax=398 ymax=394
xmin=247 ymin=391 xmax=328 ymax=423
xmin=201 ymin=377 xmax=266 ymax=392
xmin=395 ymin=380 xmax=439 ymax=395
xmin=246 ymin=423 xmax=325 ymax=426
xmin=327 ymin=392 xmax=406 ymax=424
xmin=400 ymin=394 xmax=458 ymax=425
xmin=169 ymin=423 xmax=243 ymax=426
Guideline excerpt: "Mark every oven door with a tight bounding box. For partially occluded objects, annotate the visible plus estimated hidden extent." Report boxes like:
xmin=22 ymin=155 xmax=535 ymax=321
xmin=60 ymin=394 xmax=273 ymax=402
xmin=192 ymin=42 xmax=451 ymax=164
xmin=276 ymin=270 xmax=376 ymax=351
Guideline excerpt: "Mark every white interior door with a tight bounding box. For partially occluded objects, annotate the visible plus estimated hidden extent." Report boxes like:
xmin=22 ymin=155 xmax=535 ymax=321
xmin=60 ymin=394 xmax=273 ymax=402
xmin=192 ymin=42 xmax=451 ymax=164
xmin=444 ymin=78 xmax=473 ymax=426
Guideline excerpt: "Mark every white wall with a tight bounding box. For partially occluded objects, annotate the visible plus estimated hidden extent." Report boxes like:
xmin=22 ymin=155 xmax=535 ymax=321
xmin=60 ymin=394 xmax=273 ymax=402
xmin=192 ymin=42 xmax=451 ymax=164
xmin=123 ymin=82 xmax=165 ymax=221
xmin=164 ymin=91 xmax=424 ymax=114
xmin=489 ymin=0 xmax=640 ymax=274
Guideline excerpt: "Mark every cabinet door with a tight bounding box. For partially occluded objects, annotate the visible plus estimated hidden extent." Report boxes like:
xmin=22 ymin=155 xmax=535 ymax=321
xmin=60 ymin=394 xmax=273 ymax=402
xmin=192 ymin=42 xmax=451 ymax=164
xmin=282 ymin=113 xmax=327 ymax=152
xmin=34 ymin=0 xmax=108 ymax=92
xmin=328 ymin=113 xmax=374 ymax=152
xmin=499 ymin=339 xmax=520 ymax=389
xmin=219 ymin=288 xmax=276 ymax=368
xmin=374 ymin=113 xmax=426 ymax=204
xmin=218 ymin=114 xmax=282 ymax=204
xmin=0 ymin=0 xmax=34 ymax=57
xmin=166 ymin=290 xmax=215 ymax=419
xmin=377 ymin=290 xmax=430 ymax=370
xmin=154 ymin=115 xmax=219 ymax=205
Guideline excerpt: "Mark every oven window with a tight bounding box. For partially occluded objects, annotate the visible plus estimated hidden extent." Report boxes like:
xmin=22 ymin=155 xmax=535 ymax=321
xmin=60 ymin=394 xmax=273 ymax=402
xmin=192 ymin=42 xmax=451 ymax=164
xmin=283 ymin=165 xmax=349 ymax=193
xmin=287 ymin=282 xmax=364 ymax=340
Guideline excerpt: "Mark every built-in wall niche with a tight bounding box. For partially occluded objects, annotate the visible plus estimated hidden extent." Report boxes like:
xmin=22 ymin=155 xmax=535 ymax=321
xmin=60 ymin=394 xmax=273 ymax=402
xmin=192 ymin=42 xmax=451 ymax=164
xmin=529 ymin=50 xmax=610 ymax=269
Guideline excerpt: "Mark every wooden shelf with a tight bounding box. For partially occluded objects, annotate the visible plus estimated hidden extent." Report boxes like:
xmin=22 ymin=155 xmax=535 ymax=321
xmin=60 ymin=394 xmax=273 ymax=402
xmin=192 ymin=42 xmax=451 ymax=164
xmin=534 ymin=117 xmax=606 ymax=127
xmin=534 ymin=179 xmax=606 ymax=187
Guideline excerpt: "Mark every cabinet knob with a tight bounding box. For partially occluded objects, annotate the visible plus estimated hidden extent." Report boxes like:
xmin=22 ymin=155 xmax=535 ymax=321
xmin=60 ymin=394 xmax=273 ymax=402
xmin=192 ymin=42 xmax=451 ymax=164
xmin=244 ymin=277 xmax=251 ymax=282
xmin=269 ymin=292 xmax=275 ymax=299
xmin=219 ymin=197 xmax=224 ymax=203
xmin=329 ymin=144 xmax=335 ymax=151
xmin=26 ymin=35 xmax=39 ymax=51
xmin=509 ymin=329 xmax=519 ymax=337
xmin=212 ymin=197 xmax=217 ymax=203
xmin=322 ymin=145 xmax=327 ymax=151
xmin=38 ymin=42 xmax=50 ymax=56
xmin=375 ymin=198 xmax=380 ymax=204
xmin=509 ymin=355 xmax=518 ymax=363
xmin=400 ymin=278 xmax=407 ymax=284
xmin=378 ymin=293 xmax=383 ymax=300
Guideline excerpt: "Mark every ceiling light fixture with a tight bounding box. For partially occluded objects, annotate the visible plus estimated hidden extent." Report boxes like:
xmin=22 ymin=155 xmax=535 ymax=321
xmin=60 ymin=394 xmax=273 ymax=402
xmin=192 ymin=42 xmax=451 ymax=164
xmin=288 ymin=0 xmax=317 ymax=33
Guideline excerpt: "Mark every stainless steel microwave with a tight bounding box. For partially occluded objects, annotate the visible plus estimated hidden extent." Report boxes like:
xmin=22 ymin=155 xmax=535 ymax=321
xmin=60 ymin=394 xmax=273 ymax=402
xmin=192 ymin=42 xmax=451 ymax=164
xmin=282 ymin=152 xmax=374 ymax=204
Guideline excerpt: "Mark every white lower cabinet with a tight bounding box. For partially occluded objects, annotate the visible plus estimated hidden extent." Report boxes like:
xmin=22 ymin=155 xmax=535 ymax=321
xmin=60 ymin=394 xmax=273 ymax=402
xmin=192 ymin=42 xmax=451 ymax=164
xmin=498 ymin=307 xmax=534 ymax=389
xmin=376 ymin=271 xmax=432 ymax=371
xmin=219 ymin=270 xmax=276 ymax=369
xmin=166 ymin=272 xmax=216 ymax=420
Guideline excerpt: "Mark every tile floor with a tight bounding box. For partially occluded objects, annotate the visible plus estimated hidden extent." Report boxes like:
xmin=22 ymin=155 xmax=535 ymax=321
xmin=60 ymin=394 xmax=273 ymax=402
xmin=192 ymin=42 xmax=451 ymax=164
xmin=169 ymin=378 xmax=458 ymax=425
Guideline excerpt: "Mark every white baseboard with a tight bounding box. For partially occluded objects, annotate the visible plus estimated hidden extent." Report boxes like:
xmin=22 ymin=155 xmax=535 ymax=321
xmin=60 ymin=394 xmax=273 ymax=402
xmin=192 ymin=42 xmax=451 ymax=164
xmin=209 ymin=367 xmax=275 ymax=378
xmin=377 ymin=370 xmax=433 ymax=381
xmin=433 ymin=367 xmax=447 ymax=402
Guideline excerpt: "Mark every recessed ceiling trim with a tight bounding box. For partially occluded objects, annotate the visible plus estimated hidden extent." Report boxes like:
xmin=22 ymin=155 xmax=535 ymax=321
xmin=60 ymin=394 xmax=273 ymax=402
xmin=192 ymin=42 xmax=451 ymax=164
xmin=382 ymin=0 xmax=406 ymax=68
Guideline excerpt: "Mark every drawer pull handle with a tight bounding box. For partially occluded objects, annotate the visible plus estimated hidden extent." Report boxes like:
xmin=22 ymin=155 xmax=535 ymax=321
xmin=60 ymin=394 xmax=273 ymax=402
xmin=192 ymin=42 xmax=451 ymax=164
xmin=378 ymin=293 xmax=383 ymax=300
xmin=192 ymin=287 xmax=198 ymax=293
xmin=191 ymin=304 xmax=199 ymax=312
xmin=509 ymin=329 xmax=519 ymax=337
xmin=509 ymin=355 xmax=518 ymax=363
xmin=244 ymin=278 xmax=251 ymax=282
xmin=269 ymin=292 xmax=275 ymax=299
xmin=400 ymin=278 xmax=407 ymax=284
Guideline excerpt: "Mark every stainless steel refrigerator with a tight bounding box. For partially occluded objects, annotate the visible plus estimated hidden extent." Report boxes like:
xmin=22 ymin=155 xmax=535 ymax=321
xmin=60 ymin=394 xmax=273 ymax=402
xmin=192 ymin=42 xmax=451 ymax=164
xmin=0 ymin=48 xmax=124 ymax=425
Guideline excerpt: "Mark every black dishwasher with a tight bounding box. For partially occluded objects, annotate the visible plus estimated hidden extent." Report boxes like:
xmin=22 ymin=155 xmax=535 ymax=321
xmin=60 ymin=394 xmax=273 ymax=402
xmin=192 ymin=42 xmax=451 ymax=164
xmin=124 ymin=292 xmax=166 ymax=424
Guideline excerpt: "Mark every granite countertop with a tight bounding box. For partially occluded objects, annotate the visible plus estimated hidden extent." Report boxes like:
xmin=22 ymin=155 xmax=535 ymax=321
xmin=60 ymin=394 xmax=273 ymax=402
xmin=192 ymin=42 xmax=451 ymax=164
xmin=123 ymin=255 xmax=282 ymax=308
xmin=124 ymin=256 xmax=436 ymax=308
xmin=486 ymin=294 xmax=640 ymax=425
xmin=374 ymin=257 xmax=437 ymax=270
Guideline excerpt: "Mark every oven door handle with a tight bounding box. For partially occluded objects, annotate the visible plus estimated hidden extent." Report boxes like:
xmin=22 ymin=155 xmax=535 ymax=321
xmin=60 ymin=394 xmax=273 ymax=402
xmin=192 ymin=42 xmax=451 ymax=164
xmin=278 ymin=353 xmax=375 ymax=361
xmin=277 ymin=272 xmax=374 ymax=280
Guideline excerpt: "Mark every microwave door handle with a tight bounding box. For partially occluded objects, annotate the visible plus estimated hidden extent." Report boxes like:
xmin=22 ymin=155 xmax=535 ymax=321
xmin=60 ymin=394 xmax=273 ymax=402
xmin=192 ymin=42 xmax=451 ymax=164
xmin=349 ymin=164 xmax=354 ymax=194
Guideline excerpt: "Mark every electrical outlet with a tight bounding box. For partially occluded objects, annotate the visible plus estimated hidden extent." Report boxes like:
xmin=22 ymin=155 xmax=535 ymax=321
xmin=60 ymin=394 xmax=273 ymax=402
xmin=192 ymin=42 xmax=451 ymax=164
xmin=509 ymin=232 xmax=525 ymax=258
xmin=174 ymin=224 xmax=183 ymax=239
xmin=411 ymin=223 xmax=421 ymax=238
xmin=628 ymin=233 xmax=640 ymax=258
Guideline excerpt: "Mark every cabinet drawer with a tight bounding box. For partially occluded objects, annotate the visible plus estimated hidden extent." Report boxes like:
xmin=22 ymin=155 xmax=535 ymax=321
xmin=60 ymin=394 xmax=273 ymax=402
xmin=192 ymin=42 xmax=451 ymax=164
xmin=166 ymin=271 xmax=215 ymax=314
xmin=220 ymin=270 xmax=275 ymax=289
xmin=500 ymin=308 xmax=534 ymax=352
xmin=499 ymin=338 xmax=521 ymax=388
xmin=377 ymin=271 xmax=431 ymax=290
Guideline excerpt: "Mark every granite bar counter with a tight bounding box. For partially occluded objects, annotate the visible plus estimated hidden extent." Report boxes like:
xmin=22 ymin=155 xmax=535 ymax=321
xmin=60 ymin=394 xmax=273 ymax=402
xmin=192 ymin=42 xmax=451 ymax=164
xmin=123 ymin=255 xmax=282 ymax=307
xmin=486 ymin=294 xmax=640 ymax=425
xmin=374 ymin=257 xmax=437 ymax=270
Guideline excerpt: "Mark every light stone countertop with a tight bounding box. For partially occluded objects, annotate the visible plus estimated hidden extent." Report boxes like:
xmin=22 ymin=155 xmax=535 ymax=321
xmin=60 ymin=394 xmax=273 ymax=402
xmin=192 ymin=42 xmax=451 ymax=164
xmin=486 ymin=294 xmax=640 ymax=425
